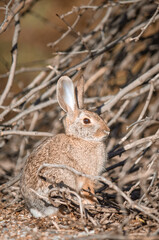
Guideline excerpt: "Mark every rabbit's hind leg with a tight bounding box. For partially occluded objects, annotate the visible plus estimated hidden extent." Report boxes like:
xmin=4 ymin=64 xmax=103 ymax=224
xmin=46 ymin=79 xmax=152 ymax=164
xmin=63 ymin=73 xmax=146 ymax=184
xmin=25 ymin=188 xmax=58 ymax=218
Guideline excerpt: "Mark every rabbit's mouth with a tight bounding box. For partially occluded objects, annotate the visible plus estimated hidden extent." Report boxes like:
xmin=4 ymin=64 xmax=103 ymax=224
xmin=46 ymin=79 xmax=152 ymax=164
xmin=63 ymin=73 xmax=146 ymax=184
xmin=104 ymin=130 xmax=110 ymax=135
xmin=101 ymin=133 xmax=110 ymax=141
xmin=92 ymin=129 xmax=110 ymax=142
xmin=103 ymin=130 xmax=110 ymax=140
xmin=96 ymin=127 xmax=110 ymax=139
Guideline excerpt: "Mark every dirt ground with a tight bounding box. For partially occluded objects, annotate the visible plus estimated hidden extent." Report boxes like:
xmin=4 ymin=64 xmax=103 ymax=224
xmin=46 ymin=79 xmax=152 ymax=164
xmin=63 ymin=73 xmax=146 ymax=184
xmin=0 ymin=185 xmax=159 ymax=240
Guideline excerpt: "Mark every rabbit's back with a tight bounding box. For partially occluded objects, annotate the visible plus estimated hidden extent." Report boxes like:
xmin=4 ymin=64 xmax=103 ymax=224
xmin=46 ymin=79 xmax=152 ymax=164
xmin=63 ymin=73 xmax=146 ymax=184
xmin=21 ymin=134 xmax=75 ymax=194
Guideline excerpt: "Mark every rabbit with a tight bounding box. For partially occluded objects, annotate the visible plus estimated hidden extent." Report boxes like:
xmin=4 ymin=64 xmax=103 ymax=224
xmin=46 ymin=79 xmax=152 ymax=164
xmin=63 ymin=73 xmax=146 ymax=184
xmin=20 ymin=76 xmax=110 ymax=218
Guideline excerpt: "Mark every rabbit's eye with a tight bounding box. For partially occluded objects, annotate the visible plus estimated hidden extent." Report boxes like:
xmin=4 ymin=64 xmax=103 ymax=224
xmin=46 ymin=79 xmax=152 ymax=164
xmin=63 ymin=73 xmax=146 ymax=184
xmin=83 ymin=118 xmax=91 ymax=124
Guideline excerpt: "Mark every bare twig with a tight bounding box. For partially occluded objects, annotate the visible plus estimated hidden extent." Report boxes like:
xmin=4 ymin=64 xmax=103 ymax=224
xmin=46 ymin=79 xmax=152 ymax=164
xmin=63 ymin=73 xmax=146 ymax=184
xmin=130 ymin=5 xmax=159 ymax=42
xmin=0 ymin=173 xmax=21 ymax=192
xmin=0 ymin=0 xmax=24 ymax=34
xmin=100 ymin=65 xmax=159 ymax=114
xmin=0 ymin=10 xmax=20 ymax=106
xmin=119 ymin=80 xmax=155 ymax=144
xmin=0 ymin=130 xmax=53 ymax=137
xmin=38 ymin=163 xmax=159 ymax=222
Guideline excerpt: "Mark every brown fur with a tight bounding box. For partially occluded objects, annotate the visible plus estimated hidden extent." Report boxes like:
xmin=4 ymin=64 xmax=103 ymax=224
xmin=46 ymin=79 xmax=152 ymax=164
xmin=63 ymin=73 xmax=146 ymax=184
xmin=20 ymin=76 xmax=110 ymax=218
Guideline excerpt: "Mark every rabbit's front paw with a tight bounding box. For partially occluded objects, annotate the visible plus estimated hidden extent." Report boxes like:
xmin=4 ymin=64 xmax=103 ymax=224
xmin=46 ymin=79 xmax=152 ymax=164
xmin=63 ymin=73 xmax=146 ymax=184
xmin=78 ymin=178 xmax=97 ymax=204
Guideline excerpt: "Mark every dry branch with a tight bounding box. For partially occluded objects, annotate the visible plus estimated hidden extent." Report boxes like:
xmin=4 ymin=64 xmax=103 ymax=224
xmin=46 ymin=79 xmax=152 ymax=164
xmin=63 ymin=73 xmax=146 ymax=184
xmin=0 ymin=10 xmax=20 ymax=106
xmin=0 ymin=0 xmax=24 ymax=34
xmin=38 ymin=163 xmax=159 ymax=223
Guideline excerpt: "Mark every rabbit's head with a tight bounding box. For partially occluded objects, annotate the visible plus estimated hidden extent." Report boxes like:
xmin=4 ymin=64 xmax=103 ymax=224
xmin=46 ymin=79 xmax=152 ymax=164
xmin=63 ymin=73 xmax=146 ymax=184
xmin=57 ymin=76 xmax=110 ymax=142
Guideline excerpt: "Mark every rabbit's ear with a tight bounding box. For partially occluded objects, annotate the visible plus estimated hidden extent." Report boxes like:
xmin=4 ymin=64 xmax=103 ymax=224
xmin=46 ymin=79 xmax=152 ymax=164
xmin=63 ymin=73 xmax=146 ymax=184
xmin=57 ymin=76 xmax=78 ymax=113
xmin=76 ymin=77 xmax=84 ymax=109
